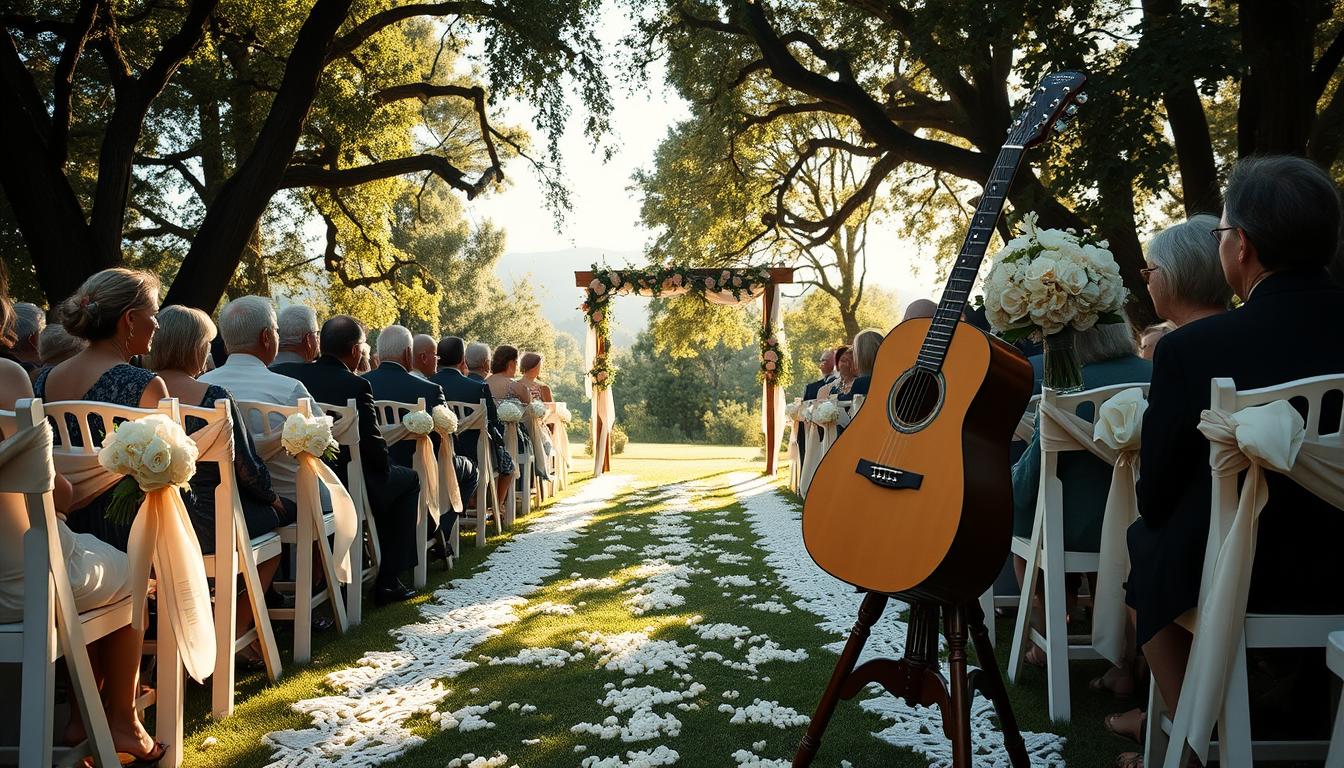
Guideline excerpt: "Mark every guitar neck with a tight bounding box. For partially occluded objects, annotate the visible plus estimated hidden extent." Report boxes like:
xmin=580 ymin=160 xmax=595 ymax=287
xmin=916 ymin=146 xmax=1026 ymax=373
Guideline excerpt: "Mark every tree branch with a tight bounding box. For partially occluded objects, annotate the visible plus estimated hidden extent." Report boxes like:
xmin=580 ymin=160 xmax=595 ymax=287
xmin=50 ymin=0 xmax=100 ymax=166
xmin=329 ymin=1 xmax=494 ymax=62
xmin=280 ymin=153 xmax=501 ymax=198
xmin=1312 ymin=24 xmax=1344 ymax=104
xmin=136 ymin=149 xmax=207 ymax=200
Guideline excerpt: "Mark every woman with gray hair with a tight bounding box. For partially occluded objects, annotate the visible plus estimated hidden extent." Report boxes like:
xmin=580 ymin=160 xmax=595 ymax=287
xmin=1011 ymin=320 xmax=1152 ymax=681
xmin=1142 ymin=213 xmax=1232 ymax=329
xmin=37 ymin=322 xmax=88 ymax=367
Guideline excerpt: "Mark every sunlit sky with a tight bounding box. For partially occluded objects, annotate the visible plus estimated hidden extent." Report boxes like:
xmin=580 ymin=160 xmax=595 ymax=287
xmin=462 ymin=4 xmax=941 ymax=312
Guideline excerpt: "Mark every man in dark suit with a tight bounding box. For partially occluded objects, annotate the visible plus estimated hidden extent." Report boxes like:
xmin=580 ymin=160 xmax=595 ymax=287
xmin=431 ymin=336 xmax=494 ymax=460
xmin=797 ymin=348 xmax=838 ymax=463
xmin=363 ymin=325 xmax=478 ymax=508
xmin=1128 ymin=155 xmax=1344 ymax=724
xmin=273 ymin=315 xmax=421 ymax=605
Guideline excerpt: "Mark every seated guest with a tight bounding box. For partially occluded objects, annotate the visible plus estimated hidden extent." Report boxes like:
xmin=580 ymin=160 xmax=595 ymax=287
xmin=365 ymin=325 xmax=478 ymax=510
xmin=3 ymin=301 xmax=45 ymax=373
xmin=1138 ymin=322 xmax=1172 ymax=360
xmin=199 ymin=296 xmax=316 ymax=509
xmin=411 ymin=333 xmax=437 ymax=379
xmin=274 ymin=316 xmax=423 ymax=605
xmin=464 ymin=340 xmax=504 ymax=457
xmin=845 ymin=329 xmax=882 ymax=401
xmin=902 ymin=298 xmax=938 ymax=321
xmin=0 ymin=270 xmax=162 ymax=763
xmin=272 ymin=304 xmax=319 ymax=367
xmin=519 ymin=352 xmax=553 ymax=402
xmin=146 ymin=306 xmax=296 ymax=659
xmin=486 ymin=345 xmax=540 ymax=496
xmin=797 ymin=348 xmax=837 ymax=464
xmin=37 ymin=322 xmax=87 ymax=367
xmin=1010 ymin=322 xmax=1151 ymax=673
xmin=355 ymin=341 xmax=372 ymax=374
xmin=1143 ymin=213 xmax=1232 ymax=329
xmin=433 ymin=336 xmax=496 ymax=460
xmin=1117 ymin=156 xmax=1344 ymax=762
xmin=823 ymin=345 xmax=854 ymax=398
xmin=38 ymin=268 xmax=169 ymax=551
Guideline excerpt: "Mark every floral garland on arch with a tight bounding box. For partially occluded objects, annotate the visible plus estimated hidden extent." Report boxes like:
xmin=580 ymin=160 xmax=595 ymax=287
xmin=589 ymin=355 xmax=617 ymax=392
xmin=582 ymin=264 xmax=774 ymax=339
xmin=759 ymin=323 xmax=790 ymax=390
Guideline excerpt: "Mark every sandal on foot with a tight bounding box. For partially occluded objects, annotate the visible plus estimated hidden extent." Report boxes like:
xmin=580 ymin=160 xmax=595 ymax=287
xmin=118 ymin=741 xmax=167 ymax=767
xmin=1104 ymin=709 xmax=1146 ymax=745
xmin=1024 ymin=644 xmax=1047 ymax=668
xmin=1090 ymin=666 xmax=1136 ymax=698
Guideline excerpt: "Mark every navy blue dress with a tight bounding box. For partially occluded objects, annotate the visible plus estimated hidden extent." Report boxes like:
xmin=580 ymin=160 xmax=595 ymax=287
xmin=34 ymin=363 xmax=158 ymax=552
xmin=184 ymin=384 xmax=296 ymax=553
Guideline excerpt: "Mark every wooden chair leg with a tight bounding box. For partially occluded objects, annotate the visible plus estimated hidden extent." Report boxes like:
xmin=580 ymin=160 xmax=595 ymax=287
xmin=294 ymin=510 xmax=315 ymax=664
xmin=210 ymin=516 xmax=238 ymax=719
xmin=1145 ymin=673 xmax=1170 ymax=768
xmin=413 ymin=498 xmax=428 ymax=589
xmin=346 ymin=506 xmax=365 ymax=626
xmin=1008 ymin=512 xmax=1044 ymax=683
xmin=156 ymin=602 xmax=184 ymax=767
xmin=19 ymin=556 xmax=56 ymax=768
xmin=1219 ymin=641 xmax=1254 ymax=768
xmin=313 ymin=523 xmax=349 ymax=633
xmin=1042 ymin=504 xmax=1071 ymax=723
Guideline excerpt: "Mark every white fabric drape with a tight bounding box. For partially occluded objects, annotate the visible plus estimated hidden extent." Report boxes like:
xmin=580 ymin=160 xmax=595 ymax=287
xmin=1038 ymin=389 xmax=1145 ymax=667
xmin=379 ymin=424 xmax=440 ymax=527
xmin=254 ymin=431 xmax=358 ymax=583
xmin=58 ymin=425 xmax=218 ymax=682
xmin=1181 ymin=401 xmax=1344 ymax=762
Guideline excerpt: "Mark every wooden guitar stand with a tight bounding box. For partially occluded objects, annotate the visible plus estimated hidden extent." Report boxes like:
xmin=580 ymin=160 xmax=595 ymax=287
xmin=793 ymin=592 xmax=1029 ymax=767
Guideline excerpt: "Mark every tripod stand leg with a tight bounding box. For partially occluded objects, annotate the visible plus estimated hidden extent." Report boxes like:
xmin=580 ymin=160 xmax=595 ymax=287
xmin=965 ymin=601 xmax=1030 ymax=768
xmin=793 ymin=592 xmax=888 ymax=767
xmin=945 ymin=605 xmax=973 ymax=767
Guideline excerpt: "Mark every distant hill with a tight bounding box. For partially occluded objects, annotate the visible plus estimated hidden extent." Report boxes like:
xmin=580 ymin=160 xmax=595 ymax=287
xmin=495 ymin=247 xmax=653 ymax=348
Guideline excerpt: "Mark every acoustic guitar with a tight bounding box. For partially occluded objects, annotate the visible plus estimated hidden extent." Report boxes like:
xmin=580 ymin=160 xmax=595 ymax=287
xmin=802 ymin=71 xmax=1089 ymax=605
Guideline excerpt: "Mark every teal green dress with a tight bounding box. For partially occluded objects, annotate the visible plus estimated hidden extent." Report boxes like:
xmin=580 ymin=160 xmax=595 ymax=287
xmin=1011 ymin=354 xmax=1152 ymax=552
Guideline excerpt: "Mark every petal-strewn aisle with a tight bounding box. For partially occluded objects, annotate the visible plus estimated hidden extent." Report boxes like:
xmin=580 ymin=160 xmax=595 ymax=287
xmin=183 ymin=448 xmax=1081 ymax=768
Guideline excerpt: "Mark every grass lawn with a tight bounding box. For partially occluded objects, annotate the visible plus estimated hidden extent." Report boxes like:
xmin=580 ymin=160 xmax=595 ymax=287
xmin=174 ymin=443 xmax=1141 ymax=767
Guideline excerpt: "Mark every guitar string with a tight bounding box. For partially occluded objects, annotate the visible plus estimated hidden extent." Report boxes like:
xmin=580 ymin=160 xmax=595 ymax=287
xmin=875 ymin=141 xmax=1024 ymax=474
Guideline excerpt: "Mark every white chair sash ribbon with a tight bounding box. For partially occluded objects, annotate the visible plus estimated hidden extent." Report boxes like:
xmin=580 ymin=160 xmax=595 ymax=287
xmin=253 ymin=430 xmax=358 ymax=584
xmin=526 ymin=411 xmax=550 ymax=480
xmin=1038 ymin=392 xmax=1143 ymax=667
xmin=435 ymin=425 xmax=463 ymax=514
xmin=56 ymin=422 xmax=217 ymax=682
xmin=1182 ymin=400 xmax=1343 ymax=761
xmin=0 ymin=421 xmax=84 ymax=577
xmin=380 ymin=423 xmax=441 ymax=527
xmin=327 ymin=409 xmax=368 ymax=536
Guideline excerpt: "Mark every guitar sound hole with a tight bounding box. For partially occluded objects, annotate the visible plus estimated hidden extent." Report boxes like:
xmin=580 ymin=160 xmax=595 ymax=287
xmin=888 ymin=368 xmax=944 ymax=432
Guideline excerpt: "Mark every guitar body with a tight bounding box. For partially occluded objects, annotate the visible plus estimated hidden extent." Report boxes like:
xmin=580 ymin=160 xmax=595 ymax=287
xmin=801 ymin=318 xmax=1033 ymax=604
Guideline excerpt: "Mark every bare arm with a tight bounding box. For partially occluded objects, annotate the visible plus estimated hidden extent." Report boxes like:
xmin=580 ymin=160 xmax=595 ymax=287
xmin=138 ymin=375 xmax=171 ymax=409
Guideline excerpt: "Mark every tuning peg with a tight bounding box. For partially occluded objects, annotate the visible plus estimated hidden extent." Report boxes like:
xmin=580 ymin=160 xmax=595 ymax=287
xmin=1065 ymin=104 xmax=1078 ymax=116
xmin=1054 ymin=118 xmax=1069 ymax=133
xmin=1075 ymin=92 xmax=1089 ymax=104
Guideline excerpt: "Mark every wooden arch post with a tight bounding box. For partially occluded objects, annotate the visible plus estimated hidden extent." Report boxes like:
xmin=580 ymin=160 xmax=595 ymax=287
xmin=575 ymin=267 xmax=795 ymax=477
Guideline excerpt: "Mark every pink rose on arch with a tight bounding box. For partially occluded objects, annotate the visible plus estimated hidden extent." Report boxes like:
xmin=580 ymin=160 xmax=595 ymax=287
xmin=621 ymin=281 xmax=633 ymax=293
xmin=732 ymin=276 xmax=743 ymax=287
xmin=671 ymin=274 xmax=683 ymax=287
xmin=763 ymin=350 xmax=778 ymax=362
xmin=610 ymin=271 xmax=622 ymax=284
xmin=593 ymin=282 xmax=607 ymax=296
xmin=705 ymin=277 xmax=716 ymax=289
xmin=595 ymin=371 xmax=608 ymax=381
xmin=765 ymin=361 xmax=777 ymax=371
xmin=592 ymin=311 xmax=605 ymax=324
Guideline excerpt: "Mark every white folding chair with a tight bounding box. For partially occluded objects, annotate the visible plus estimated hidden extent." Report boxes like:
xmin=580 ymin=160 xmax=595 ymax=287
xmin=797 ymin=400 xmax=823 ymax=497
xmin=177 ymin=399 xmax=283 ymax=718
xmin=0 ymin=399 xmax=127 ymax=768
xmin=317 ymin=399 xmax=381 ymax=627
xmin=1006 ymin=383 xmax=1148 ymax=723
xmin=446 ymin=400 xmax=501 ymax=546
xmin=371 ymin=398 xmax=447 ymax=589
xmin=40 ymin=397 xmax=188 ymax=765
xmin=1148 ymin=374 xmax=1344 ymax=768
xmin=1327 ymin=631 xmax=1344 ymax=768
xmin=549 ymin=402 xmax=572 ymax=491
xmin=236 ymin=398 xmax=347 ymax=665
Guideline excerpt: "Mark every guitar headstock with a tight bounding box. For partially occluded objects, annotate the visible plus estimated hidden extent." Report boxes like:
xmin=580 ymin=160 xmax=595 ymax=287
xmin=1007 ymin=71 xmax=1089 ymax=148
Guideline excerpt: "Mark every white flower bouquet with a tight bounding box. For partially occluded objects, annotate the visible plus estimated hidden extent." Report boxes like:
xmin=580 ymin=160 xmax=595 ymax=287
xmin=982 ymin=212 xmax=1128 ymax=392
xmin=402 ymin=409 xmax=435 ymax=436
xmin=982 ymin=212 xmax=1127 ymax=341
xmin=281 ymin=412 xmax=339 ymax=460
xmin=556 ymin=403 xmax=573 ymax=424
xmin=431 ymin=404 xmax=458 ymax=434
xmin=784 ymin=401 xmax=801 ymax=421
xmin=812 ymin=400 xmax=841 ymax=424
xmin=530 ymin=400 xmax=548 ymax=420
xmin=497 ymin=400 xmax=525 ymax=423
xmin=100 ymin=414 xmax=199 ymax=523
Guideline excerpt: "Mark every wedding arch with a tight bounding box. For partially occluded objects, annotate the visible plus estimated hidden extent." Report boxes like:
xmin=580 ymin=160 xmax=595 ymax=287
xmin=575 ymin=266 xmax=796 ymax=477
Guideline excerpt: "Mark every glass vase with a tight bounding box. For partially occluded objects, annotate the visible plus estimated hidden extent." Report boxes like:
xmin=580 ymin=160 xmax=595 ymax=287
xmin=1042 ymin=326 xmax=1084 ymax=394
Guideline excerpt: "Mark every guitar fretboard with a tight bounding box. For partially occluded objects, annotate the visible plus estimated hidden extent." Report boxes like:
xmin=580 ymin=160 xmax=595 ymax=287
xmin=915 ymin=146 xmax=1025 ymax=372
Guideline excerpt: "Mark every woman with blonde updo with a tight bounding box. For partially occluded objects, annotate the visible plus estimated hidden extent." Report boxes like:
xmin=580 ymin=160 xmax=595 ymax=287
xmin=37 ymin=268 xmax=169 ymax=551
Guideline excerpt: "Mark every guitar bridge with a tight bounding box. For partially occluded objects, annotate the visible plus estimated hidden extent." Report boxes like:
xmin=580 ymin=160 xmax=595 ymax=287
xmin=855 ymin=459 xmax=923 ymax=490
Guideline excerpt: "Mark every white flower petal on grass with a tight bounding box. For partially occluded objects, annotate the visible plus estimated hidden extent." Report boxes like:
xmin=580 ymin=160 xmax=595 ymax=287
xmin=580 ymin=745 xmax=679 ymax=768
xmin=713 ymin=575 xmax=756 ymax=588
xmin=731 ymin=751 xmax=789 ymax=768
xmin=482 ymin=647 xmax=576 ymax=668
xmin=693 ymin=623 xmax=751 ymax=641
xmin=719 ymin=699 xmax=810 ymax=729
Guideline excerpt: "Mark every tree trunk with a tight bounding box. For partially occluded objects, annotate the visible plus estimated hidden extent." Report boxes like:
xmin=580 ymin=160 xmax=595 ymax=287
xmin=165 ymin=0 xmax=354 ymax=310
xmin=1237 ymin=0 xmax=1317 ymax=156
xmin=0 ymin=32 xmax=100 ymax=302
